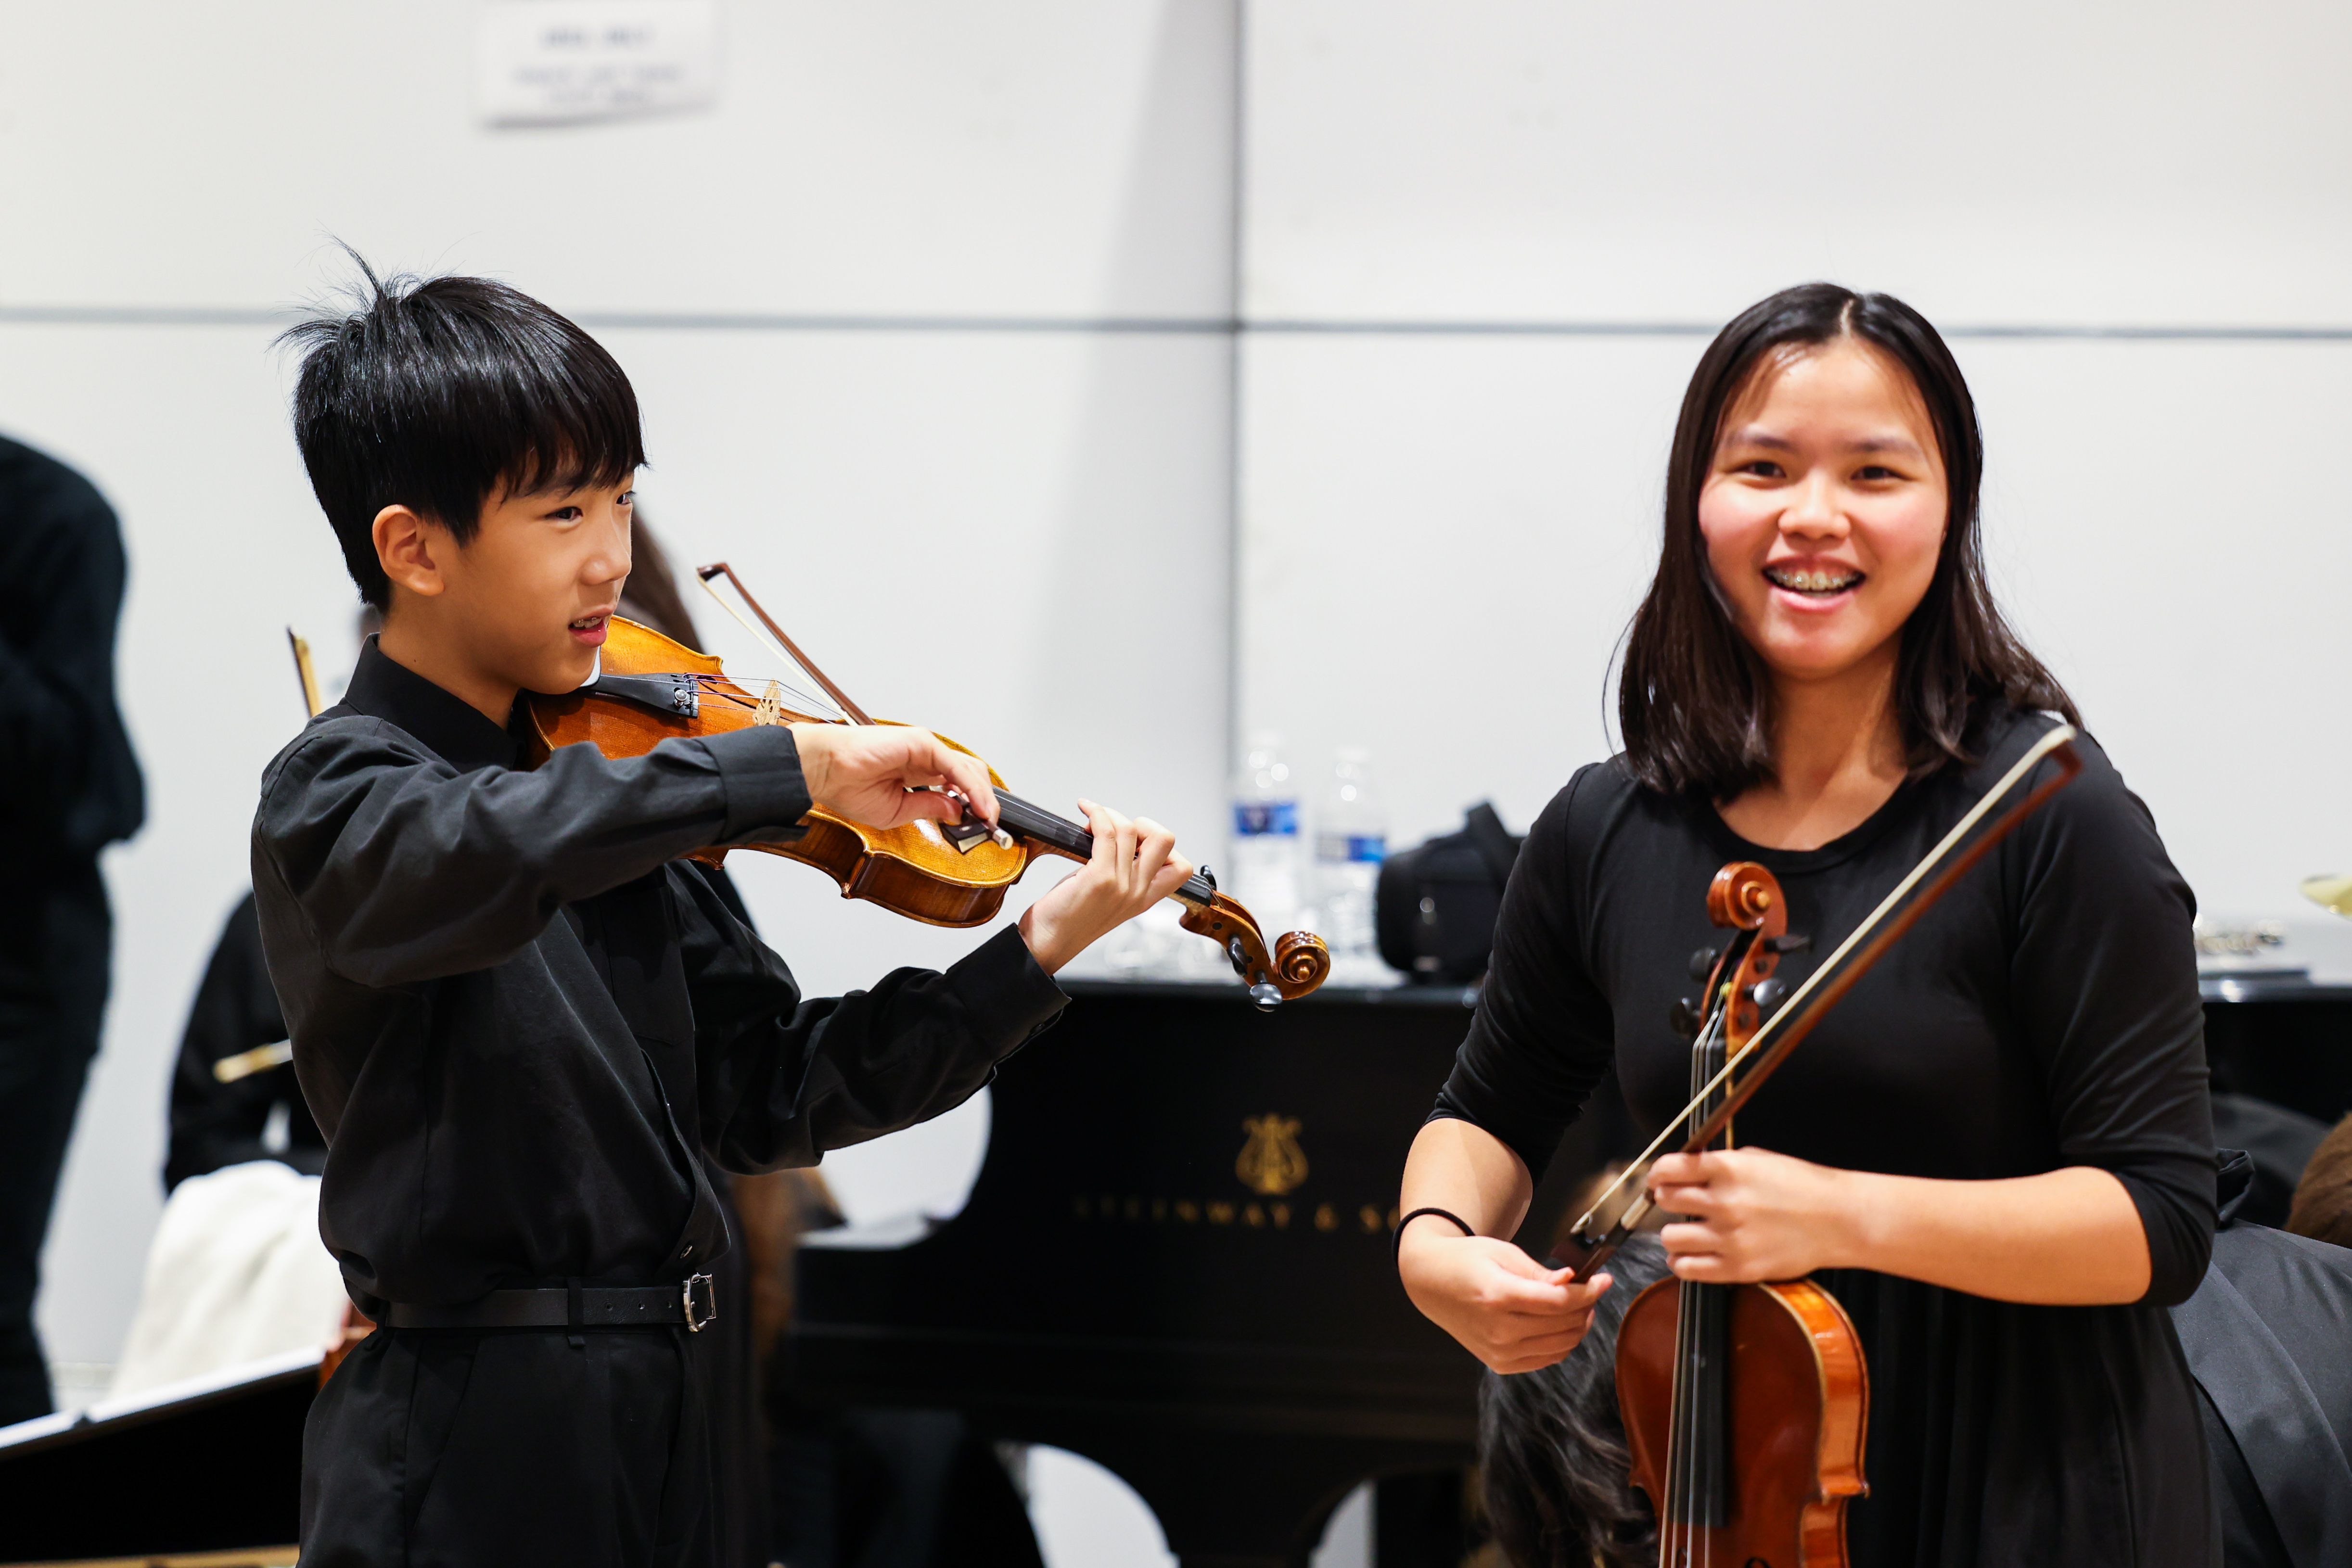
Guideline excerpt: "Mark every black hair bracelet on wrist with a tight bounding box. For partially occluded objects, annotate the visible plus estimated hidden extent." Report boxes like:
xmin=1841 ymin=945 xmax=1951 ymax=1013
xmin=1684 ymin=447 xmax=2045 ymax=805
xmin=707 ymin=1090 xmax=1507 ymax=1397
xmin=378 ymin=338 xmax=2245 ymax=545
xmin=1392 ymin=1205 xmax=1476 ymax=1268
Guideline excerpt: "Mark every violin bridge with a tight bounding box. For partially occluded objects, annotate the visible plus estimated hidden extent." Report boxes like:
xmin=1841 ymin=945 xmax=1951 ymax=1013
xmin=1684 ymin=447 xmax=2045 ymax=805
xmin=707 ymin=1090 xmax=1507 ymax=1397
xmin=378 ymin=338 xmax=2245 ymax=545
xmin=753 ymin=680 xmax=783 ymax=727
xmin=939 ymin=814 xmax=1015 ymax=854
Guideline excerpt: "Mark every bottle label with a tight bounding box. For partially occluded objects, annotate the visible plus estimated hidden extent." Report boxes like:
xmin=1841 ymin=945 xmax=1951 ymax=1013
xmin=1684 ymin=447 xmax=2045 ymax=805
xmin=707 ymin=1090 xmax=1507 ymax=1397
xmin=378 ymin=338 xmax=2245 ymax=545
xmin=1316 ymin=832 xmax=1386 ymax=864
xmin=1233 ymin=800 xmax=1299 ymax=837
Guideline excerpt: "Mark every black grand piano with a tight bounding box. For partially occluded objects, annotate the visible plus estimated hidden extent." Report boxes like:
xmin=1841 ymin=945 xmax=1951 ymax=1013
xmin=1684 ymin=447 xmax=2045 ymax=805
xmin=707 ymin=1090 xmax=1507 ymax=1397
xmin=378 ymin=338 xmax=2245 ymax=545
xmin=786 ymin=979 xmax=1647 ymax=1568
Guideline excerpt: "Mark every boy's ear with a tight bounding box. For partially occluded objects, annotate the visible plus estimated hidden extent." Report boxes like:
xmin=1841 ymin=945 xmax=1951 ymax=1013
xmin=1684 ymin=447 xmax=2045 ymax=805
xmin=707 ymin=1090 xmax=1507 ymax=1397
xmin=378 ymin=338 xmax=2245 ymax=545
xmin=373 ymin=505 xmax=450 ymax=600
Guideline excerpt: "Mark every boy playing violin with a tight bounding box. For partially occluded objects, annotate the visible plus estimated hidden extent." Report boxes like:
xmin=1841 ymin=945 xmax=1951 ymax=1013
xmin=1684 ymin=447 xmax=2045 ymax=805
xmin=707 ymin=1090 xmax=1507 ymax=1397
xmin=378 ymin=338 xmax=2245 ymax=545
xmin=256 ymin=261 xmax=1191 ymax=1568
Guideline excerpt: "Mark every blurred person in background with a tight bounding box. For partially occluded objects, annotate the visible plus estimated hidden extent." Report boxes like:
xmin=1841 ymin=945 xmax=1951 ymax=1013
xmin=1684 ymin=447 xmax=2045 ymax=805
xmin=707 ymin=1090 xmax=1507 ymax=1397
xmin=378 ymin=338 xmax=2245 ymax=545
xmin=2285 ymin=1111 xmax=2352 ymax=1248
xmin=0 ymin=433 xmax=143 ymax=1426
xmin=164 ymin=892 xmax=330 ymax=1195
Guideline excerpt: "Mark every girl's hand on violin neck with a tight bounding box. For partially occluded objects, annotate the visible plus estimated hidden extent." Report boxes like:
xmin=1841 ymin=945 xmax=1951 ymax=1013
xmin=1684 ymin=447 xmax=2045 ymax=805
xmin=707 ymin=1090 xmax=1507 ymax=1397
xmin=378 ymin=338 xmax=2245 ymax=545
xmin=789 ymin=724 xmax=1000 ymax=832
xmin=1397 ymin=1230 xmax=1613 ymax=1375
xmin=1647 ymin=1147 xmax=1866 ymax=1285
xmin=1017 ymin=799 xmax=1193 ymax=975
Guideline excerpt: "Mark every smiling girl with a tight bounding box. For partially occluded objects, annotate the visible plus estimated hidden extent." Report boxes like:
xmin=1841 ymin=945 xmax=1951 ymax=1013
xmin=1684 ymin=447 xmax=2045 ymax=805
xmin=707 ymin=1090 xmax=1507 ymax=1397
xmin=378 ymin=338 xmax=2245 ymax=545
xmin=1395 ymin=285 xmax=2215 ymax=1565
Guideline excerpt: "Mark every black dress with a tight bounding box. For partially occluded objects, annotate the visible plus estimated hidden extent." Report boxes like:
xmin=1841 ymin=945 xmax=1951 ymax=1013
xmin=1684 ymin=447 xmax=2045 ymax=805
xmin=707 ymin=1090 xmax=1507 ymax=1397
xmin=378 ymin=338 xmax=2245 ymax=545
xmin=1435 ymin=707 xmax=2218 ymax=1568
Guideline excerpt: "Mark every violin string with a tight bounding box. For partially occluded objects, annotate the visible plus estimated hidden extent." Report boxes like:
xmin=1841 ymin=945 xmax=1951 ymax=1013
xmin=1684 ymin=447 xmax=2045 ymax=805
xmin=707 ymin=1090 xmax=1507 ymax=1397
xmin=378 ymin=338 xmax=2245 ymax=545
xmin=1572 ymin=724 xmax=2078 ymax=1236
xmin=1573 ymin=924 xmax=1751 ymax=1237
xmin=1663 ymin=1000 xmax=1721 ymax=1566
xmin=693 ymin=672 xmax=841 ymax=722
xmin=692 ymin=574 xmax=851 ymax=723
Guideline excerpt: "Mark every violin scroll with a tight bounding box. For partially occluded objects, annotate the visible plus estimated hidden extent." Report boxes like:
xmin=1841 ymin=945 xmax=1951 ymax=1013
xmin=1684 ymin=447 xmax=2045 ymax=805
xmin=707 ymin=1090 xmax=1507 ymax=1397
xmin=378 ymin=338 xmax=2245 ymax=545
xmin=1274 ymin=930 xmax=1333 ymax=993
xmin=1706 ymin=862 xmax=1790 ymax=1050
xmin=1177 ymin=892 xmax=1331 ymax=1008
xmin=1706 ymin=861 xmax=1782 ymax=934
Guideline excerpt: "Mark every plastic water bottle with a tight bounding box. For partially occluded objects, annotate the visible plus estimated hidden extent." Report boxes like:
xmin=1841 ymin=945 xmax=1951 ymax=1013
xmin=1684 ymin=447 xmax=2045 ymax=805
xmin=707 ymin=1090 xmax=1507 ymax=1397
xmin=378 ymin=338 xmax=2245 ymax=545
xmin=1229 ymin=734 xmax=1304 ymax=938
xmin=1314 ymin=749 xmax=1387 ymax=979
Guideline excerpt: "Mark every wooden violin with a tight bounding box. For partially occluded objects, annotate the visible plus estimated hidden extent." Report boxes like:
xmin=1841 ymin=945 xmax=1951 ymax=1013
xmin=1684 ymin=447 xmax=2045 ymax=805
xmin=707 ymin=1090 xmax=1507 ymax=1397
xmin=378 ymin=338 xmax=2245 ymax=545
xmin=1560 ymin=723 xmax=2084 ymax=1568
xmin=521 ymin=563 xmax=1331 ymax=1006
xmin=1616 ymin=862 xmax=1867 ymax=1568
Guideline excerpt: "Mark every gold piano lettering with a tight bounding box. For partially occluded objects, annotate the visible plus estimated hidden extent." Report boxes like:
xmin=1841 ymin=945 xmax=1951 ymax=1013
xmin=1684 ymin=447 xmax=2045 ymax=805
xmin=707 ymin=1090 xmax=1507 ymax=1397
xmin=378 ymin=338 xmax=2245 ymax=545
xmin=1068 ymin=1193 xmax=1391 ymax=1238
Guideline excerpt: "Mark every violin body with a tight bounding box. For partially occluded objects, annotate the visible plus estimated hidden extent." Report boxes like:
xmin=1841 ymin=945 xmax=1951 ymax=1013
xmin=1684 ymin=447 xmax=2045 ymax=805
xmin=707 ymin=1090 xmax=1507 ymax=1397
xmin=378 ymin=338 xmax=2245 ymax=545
xmin=526 ymin=616 xmax=1029 ymax=928
xmin=524 ymin=616 xmax=1330 ymax=1001
xmin=1618 ymin=1273 xmax=1869 ymax=1568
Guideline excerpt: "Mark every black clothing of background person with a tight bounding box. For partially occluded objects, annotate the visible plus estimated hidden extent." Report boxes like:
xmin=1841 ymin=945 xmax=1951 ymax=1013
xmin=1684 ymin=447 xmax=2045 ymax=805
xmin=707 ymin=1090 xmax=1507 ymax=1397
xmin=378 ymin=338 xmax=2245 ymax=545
xmin=1433 ymin=708 xmax=2217 ymax=1568
xmin=0 ymin=434 xmax=144 ymax=1425
xmin=163 ymin=892 xmax=327 ymax=1192
xmin=256 ymin=638 xmax=1065 ymax=1567
xmin=2173 ymin=1149 xmax=2352 ymax=1568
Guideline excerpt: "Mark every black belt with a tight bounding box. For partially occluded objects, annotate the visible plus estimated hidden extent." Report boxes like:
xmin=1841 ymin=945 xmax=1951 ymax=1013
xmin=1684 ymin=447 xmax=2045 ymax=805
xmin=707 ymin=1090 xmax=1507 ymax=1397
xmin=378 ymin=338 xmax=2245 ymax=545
xmin=383 ymin=1274 xmax=717 ymax=1333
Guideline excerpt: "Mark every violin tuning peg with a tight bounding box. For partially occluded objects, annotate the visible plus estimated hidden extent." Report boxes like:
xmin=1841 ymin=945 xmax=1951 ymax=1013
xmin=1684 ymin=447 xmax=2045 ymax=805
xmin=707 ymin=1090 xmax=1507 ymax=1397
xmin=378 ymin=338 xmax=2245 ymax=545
xmin=1198 ymin=865 xmax=1218 ymax=892
xmin=1687 ymin=946 xmax=1721 ymax=982
xmin=1747 ymin=977 xmax=1790 ymax=1012
xmin=1767 ymin=933 xmax=1812 ymax=954
xmin=1667 ymin=997 xmax=1702 ymax=1040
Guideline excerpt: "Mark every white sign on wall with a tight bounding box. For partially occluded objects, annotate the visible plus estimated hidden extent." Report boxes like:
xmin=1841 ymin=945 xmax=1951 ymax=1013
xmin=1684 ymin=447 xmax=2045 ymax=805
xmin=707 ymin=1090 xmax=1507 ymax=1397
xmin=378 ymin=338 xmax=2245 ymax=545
xmin=475 ymin=0 xmax=719 ymax=127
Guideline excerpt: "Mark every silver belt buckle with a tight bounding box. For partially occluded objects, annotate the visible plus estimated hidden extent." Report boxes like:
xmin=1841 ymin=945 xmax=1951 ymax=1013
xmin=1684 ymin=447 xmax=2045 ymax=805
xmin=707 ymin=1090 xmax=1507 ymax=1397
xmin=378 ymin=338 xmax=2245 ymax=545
xmin=682 ymin=1272 xmax=717 ymax=1333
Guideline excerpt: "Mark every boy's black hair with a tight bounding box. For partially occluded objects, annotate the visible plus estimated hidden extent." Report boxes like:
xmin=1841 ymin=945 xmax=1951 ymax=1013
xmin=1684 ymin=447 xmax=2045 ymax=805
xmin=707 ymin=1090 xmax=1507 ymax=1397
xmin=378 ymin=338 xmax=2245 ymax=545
xmin=279 ymin=251 xmax=646 ymax=610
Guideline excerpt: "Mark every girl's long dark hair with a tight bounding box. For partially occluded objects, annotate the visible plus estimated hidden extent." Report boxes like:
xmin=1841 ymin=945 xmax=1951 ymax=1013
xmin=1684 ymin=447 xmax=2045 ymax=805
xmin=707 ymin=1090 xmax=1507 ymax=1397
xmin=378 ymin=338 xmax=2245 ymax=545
xmin=1478 ymin=1235 xmax=1670 ymax=1568
xmin=1618 ymin=283 xmax=2077 ymax=798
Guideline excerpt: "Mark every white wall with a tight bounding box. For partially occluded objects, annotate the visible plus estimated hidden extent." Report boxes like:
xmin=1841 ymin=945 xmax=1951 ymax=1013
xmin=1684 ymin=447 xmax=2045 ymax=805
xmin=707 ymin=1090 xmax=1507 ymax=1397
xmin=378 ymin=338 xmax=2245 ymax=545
xmin=1238 ymin=3 xmax=2352 ymax=945
xmin=2 ymin=2 xmax=1239 ymax=1394
xmin=1 ymin=2 xmax=1236 ymax=319
xmin=1243 ymin=0 xmax=2352 ymax=327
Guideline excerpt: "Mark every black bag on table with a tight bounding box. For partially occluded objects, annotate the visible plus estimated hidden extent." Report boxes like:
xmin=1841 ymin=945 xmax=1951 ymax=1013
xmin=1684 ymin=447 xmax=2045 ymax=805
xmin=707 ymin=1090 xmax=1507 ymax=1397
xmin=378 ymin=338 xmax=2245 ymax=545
xmin=1376 ymin=802 xmax=1523 ymax=984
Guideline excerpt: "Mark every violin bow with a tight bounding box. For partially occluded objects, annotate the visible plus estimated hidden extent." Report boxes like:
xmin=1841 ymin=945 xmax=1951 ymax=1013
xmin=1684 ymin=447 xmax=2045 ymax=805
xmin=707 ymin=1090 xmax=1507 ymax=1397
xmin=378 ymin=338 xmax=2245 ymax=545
xmin=287 ymin=627 xmax=324 ymax=719
xmin=1566 ymin=724 xmax=2083 ymax=1275
xmin=694 ymin=561 xmax=874 ymax=726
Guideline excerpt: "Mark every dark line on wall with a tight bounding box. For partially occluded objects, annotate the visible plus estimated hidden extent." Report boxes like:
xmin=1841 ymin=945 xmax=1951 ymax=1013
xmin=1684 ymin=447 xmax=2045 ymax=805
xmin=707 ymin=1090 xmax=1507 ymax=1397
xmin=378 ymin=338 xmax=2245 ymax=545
xmin=1944 ymin=324 xmax=2352 ymax=342
xmin=0 ymin=304 xmax=1236 ymax=334
xmin=0 ymin=305 xmax=294 ymax=327
xmin=1242 ymin=319 xmax=2352 ymax=342
xmin=5 ymin=303 xmax=2348 ymax=343
xmin=1224 ymin=0 xmax=1249 ymax=788
xmin=583 ymin=311 xmax=1232 ymax=334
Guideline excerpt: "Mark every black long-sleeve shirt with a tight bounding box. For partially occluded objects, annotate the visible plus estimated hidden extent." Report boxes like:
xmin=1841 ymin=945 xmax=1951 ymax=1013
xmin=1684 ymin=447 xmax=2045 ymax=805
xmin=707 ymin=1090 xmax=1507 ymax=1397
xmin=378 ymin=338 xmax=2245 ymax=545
xmin=1434 ymin=707 xmax=2217 ymax=1568
xmin=164 ymin=892 xmax=328 ymax=1191
xmin=252 ymin=638 xmax=1066 ymax=1311
xmin=0 ymin=434 xmax=142 ymax=868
